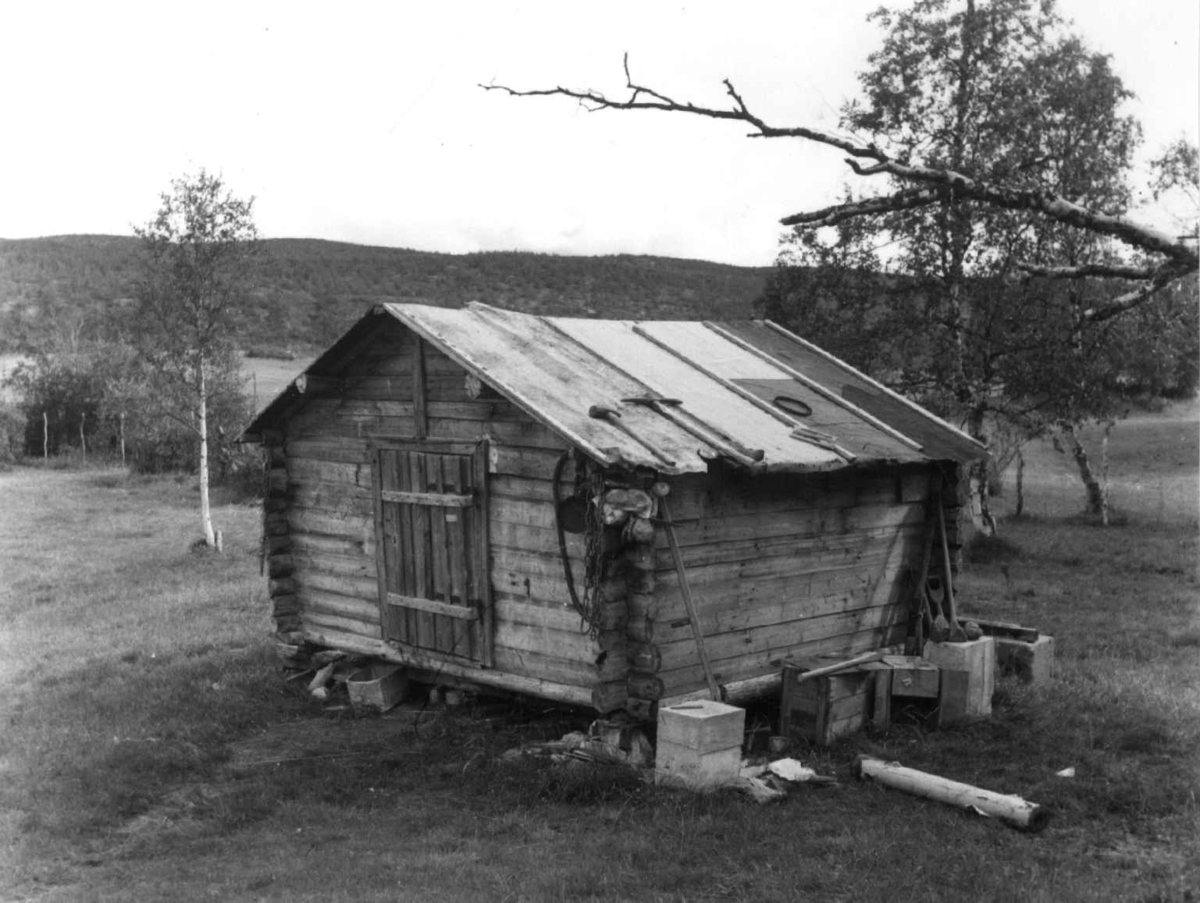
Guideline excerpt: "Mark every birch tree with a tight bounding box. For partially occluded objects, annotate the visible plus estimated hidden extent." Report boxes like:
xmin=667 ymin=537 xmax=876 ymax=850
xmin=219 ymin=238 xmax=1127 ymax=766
xmin=134 ymin=170 xmax=260 ymax=548
xmin=485 ymin=0 xmax=1198 ymax=522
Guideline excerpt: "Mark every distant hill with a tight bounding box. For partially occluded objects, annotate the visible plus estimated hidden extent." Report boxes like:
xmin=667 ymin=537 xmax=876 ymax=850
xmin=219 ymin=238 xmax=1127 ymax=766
xmin=0 ymin=235 xmax=772 ymax=356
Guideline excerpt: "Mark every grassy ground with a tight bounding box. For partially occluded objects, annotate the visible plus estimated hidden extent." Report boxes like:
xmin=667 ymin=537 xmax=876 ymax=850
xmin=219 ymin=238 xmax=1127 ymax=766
xmin=0 ymin=404 xmax=1196 ymax=902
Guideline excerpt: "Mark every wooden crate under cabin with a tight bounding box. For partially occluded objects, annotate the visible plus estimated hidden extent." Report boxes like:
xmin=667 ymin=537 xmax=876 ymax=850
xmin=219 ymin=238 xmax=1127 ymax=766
xmin=780 ymin=656 xmax=954 ymax=745
xmin=780 ymin=660 xmax=881 ymax=746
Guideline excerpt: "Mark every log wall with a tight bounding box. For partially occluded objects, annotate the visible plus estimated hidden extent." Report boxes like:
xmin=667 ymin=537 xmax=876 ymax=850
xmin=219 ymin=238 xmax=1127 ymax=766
xmin=647 ymin=466 xmax=936 ymax=699
xmin=271 ymin=320 xmax=604 ymax=697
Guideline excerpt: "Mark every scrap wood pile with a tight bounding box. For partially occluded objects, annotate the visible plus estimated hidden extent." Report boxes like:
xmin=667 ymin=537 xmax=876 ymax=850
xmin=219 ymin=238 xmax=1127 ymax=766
xmin=274 ymin=641 xmax=378 ymax=703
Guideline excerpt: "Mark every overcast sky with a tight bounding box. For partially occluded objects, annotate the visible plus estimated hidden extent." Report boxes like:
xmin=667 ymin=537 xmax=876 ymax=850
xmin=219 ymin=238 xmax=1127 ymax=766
xmin=2 ymin=1 xmax=1196 ymax=266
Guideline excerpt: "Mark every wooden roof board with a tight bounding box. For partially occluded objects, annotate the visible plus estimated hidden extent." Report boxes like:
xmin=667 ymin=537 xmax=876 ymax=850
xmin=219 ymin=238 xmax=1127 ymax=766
xmin=390 ymin=304 xmax=712 ymax=473
xmin=732 ymin=377 xmax=923 ymax=463
xmin=544 ymin=317 xmax=842 ymax=470
xmin=246 ymin=302 xmax=978 ymax=472
xmin=716 ymin=320 xmax=986 ymax=463
xmin=630 ymin=321 xmax=921 ymax=464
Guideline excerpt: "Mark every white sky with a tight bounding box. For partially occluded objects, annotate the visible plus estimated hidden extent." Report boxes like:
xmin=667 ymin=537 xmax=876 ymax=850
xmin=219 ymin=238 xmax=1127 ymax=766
xmin=1 ymin=1 xmax=1196 ymax=266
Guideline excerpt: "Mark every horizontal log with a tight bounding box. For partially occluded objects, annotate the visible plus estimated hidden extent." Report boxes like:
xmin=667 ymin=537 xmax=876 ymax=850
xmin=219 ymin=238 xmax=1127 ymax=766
xmin=288 ymin=480 xmax=373 ymax=512
xmin=304 ymin=609 xmax=384 ymax=639
xmin=658 ymin=623 xmax=907 ymax=698
xmin=302 ymin=570 xmax=379 ymax=600
xmin=659 ymin=671 xmax=783 ymax=709
xmin=659 ymin=521 xmax=922 ymax=572
xmin=289 ymin=547 xmax=375 ymax=580
xmin=627 ymin=615 xmax=654 ymax=645
xmin=297 ymin=587 xmax=381 ymax=624
xmin=592 ymin=680 xmax=628 ymax=714
xmin=286 ymin=508 xmax=373 ymax=541
xmin=651 ymin=566 xmax=906 ymax=644
xmin=289 ymin=531 xmax=372 ymax=559
xmin=297 ymin=625 xmax=594 ymax=707
xmin=264 ymin=534 xmax=293 ymax=554
xmin=287 ymin=457 xmax=371 ymax=489
xmin=489 ymin=473 xmax=575 ymax=505
xmin=268 ymin=576 xmax=296 ymax=597
xmin=268 ymin=554 xmax=294 ymax=579
xmin=491 ymin=645 xmax=598 ymax=686
xmin=284 ymin=437 xmax=372 ymax=465
xmin=492 ymin=595 xmax=598 ymax=632
xmin=855 ymin=757 xmax=1050 ymax=832
xmin=624 ymin=697 xmax=655 ymax=721
xmin=629 ymin=643 xmax=662 ymax=673
xmin=266 ymin=470 xmax=289 ymax=495
xmin=626 ymin=670 xmax=665 ymax=700
xmin=489 ymin=519 xmax=582 ymax=556
xmin=494 ymin=618 xmax=598 ymax=660
xmin=271 ymin=594 xmax=299 ymax=617
xmin=597 ymin=649 xmax=628 ymax=683
xmin=264 ymin=512 xmax=288 ymax=536
xmin=656 ymin=601 xmax=905 ymax=674
xmin=654 ymin=539 xmax=913 ymax=598
xmin=662 ymin=501 xmax=924 ymax=550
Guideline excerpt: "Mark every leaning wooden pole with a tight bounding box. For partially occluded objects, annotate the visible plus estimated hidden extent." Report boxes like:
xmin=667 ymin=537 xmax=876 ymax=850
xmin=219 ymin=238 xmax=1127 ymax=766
xmin=855 ymin=756 xmax=1050 ymax=832
xmin=659 ymin=496 xmax=721 ymax=701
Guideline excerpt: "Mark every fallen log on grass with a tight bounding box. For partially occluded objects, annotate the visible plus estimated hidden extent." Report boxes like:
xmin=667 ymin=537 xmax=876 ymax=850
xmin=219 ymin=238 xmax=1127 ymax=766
xmin=854 ymin=755 xmax=1050 ymax=832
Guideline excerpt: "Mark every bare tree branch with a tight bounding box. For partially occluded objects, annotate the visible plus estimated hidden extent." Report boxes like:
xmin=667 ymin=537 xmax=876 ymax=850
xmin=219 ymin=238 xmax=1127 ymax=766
xmin=781 ymin=187 xmax=943 ymax=227
xmin=1016 ymin=262 xmax=1160 ymax=280
xmin=483 ymin=58 xmax=1199 ymax=315
xmin=1080 ymin=263 xmax=1196 ymax=323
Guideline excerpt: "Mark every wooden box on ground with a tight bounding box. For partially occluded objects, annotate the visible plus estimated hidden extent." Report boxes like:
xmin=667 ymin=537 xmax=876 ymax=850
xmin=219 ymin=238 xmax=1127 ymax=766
xmin=922 ymin=637 xmax=995 ymax=720
xmin=347 ymin=662 xmax=408 ymax=712
xmin=655 ymin=700 xmax=745 ymax=789
xmin=780 ymin=661 xmax=877 ymax=746
xmin=996 ymin=635 xmax=1054 ymax=684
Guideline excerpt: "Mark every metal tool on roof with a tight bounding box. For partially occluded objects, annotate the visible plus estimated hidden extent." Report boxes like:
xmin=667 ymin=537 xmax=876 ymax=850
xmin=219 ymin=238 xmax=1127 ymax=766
xmin=587 ymin=403 xmax=677 ymax=467
xmin=790 ymin=424 xmax=857 ymax=461
xmin=620 ymin=395 xmax=766 ymax=468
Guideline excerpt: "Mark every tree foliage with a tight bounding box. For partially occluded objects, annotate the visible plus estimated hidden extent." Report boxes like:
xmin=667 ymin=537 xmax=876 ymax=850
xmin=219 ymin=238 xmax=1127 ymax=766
xmin=134 ymin=170 xmax=261 ymax=546
xmin=487 ymin=0 xmax=1198 ymax=519
xmin=484 ymin=1 xmax=1196 ymax=315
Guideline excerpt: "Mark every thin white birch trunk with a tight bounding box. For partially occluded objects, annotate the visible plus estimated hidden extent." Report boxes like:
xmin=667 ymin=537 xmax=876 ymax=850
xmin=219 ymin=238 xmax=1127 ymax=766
xmin=198 ymin=361 xmax=216 ymax=547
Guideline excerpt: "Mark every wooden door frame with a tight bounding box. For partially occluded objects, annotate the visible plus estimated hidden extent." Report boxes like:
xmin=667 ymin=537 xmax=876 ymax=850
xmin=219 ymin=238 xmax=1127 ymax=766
xmin=371 ymin=438 xmax=493 ymax=667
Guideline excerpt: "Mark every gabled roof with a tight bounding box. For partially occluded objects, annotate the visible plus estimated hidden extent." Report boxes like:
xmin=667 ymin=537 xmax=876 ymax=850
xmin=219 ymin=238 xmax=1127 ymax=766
xmin=244 ymin=302 xmax=984 ymax=475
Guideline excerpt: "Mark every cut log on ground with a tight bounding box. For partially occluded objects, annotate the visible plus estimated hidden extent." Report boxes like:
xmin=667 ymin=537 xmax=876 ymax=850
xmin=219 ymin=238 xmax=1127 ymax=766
xmin=854 ymin=755 xmax=1050 ymax=832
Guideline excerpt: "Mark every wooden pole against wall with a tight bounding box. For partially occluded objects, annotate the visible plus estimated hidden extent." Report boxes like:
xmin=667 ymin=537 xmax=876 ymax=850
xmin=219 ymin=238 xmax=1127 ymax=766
xmin=412 ymin=337 xmax=428 ymax=439
xmin=659 ymin=495 xmax=721 ymax=702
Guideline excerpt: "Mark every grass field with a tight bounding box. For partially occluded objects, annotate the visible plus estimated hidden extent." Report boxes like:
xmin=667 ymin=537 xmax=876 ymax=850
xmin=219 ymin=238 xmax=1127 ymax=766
xmin=0 ymin=405 xmax=1196 ymax=902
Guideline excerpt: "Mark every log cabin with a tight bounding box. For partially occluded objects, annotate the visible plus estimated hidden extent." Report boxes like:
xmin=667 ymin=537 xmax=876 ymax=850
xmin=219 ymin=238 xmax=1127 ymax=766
xmin=242 ymin=302 xmax=985 ymax=718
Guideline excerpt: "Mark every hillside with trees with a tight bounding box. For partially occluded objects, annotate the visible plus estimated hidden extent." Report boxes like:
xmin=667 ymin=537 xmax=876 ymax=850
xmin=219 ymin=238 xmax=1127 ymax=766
xmin=0 ymin=235 xmax=771 ymax=356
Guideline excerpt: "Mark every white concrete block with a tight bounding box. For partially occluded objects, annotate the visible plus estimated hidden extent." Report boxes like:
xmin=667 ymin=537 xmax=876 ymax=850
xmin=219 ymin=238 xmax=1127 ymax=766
xmin=657 ymin=700 xmax=745 ymax=755
xmin=924 ymin=636 xmax=995 ymax=717
xmin=654 ymin=739 xmax=742 ymax=789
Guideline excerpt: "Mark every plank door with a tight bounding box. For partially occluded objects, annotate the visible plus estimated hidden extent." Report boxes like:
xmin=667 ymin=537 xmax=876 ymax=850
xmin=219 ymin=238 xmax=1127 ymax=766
xmin=375 ymin=441 xmax=492 ymax=665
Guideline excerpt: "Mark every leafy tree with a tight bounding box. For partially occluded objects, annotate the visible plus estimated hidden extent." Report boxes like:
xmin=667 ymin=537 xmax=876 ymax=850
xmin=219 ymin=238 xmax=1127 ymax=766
xmin=487 ymin=0 xmax=1198 ymax=521
xmin=6 ymin=351 xmax=107 ymax=458
xmin=133 ymin=170 xmax=261 ymax=548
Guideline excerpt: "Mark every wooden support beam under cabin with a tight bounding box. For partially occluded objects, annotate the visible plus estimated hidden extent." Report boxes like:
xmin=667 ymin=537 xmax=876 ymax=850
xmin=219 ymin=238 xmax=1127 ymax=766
xmin=303 ymin=625 xmax=594 ymax=707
